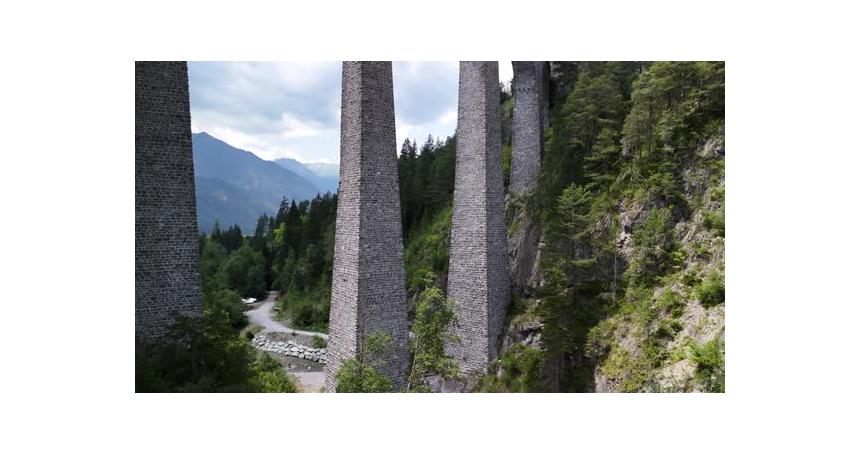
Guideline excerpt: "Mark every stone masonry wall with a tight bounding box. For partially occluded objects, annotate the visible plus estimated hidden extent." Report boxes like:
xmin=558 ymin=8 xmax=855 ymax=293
xmin=535 ymin=61 xmax=550 ymax=133
xmin=510 ymin=61 xmax=543 ymax=196
xmin=324 ymin=62 xmax=409 ymax=392
xmin=135 ymin=61 xmax=202 ymax=342
xmin=446 ymin=61 xmax=510 ymax=375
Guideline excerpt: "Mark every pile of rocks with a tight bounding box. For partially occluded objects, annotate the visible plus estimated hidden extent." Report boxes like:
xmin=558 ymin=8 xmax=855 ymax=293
xmin=252 ymin=335 xmax=327 ymax=364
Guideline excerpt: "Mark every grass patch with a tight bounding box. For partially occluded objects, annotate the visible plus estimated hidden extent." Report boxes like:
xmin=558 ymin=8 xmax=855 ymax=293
xmin=312 ymin=335 xmax=327 ymax=349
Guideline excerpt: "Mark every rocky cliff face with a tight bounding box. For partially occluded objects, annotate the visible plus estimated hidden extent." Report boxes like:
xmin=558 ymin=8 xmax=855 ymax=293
xmin=593 ymin=134 xmax=725 ymax=392
xmin=507 ymin=196 xmax=544 ymax=295
xmin=497 ymin=133 xmax=725 ymax=393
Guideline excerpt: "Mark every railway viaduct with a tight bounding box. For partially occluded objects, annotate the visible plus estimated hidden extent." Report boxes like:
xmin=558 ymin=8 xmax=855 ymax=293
xmin=134 ymin=60 xmax=549 ymax=390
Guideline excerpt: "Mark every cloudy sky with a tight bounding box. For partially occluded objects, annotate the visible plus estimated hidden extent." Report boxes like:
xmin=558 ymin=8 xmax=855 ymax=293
xmin=189 ymin=61 xmax=513 ymax=164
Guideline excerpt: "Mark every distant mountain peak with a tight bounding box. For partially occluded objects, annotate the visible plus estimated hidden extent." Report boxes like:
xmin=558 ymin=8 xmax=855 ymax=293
xmin=192 ymin=133 xmax=322 ymax=233
xmin=274 ymin=158 xmax=339 ymax=194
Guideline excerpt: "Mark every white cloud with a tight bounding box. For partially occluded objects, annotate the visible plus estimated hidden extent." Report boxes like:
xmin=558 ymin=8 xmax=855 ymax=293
xmin=190 ymin=61 xmax=514 ymax=164
xmin=278 ymin=112 xmax=323 ymax=139
xmin=437 ymin=109 xmax=457 ymax=125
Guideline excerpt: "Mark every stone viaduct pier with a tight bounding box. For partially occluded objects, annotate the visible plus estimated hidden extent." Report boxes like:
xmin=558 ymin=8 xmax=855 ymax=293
xmin=324 ymin=62 xmax=410 ymax=392
xmin=510 ymin=61 xmax=549 ymax=196
xmin=445 ymin=61 xmax=510 ymax=375
xmin=135 ymin=61 xmax=202 ymax=341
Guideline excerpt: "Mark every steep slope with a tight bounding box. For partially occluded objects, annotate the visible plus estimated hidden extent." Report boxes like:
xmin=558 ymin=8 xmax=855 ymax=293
xmin=301 ymin=162 xmax=339 ymax=178
xmin=192 ymin=132 xmax=321 ymax=232
xmin=490 ymin=61 xmax=725 ymax=393
xmin=302 ymin=162 xmax=340 ymax=194
xmin=194 ymin=177 xmax=272 ymax=233
xmin=591 ymin=134 xmax=725 ymax=392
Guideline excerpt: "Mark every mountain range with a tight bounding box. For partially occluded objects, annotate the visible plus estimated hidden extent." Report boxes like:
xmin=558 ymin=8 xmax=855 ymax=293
xmin=273 ymin=158 xmax=339 ymax=194
xmin=192 ymin=132 xmax=337 ymax=233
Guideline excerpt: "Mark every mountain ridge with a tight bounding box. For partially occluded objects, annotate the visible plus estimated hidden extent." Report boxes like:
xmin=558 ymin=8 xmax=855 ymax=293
xmin=192 ymin=132 xmax=322 ymax=233
xmin=273 ymin=158 xmax=339 ymax=194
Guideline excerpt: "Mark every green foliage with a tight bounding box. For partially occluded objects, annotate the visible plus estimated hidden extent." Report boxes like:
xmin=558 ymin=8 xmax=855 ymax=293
xmin=480 ymin=344 xmax=545 ymax=392
xmin=406 ymin=283 xmax=459 ymax=392
xmin=209 ymin=222 xmax=244 ymax=252
xmin=696 ymin=269 xmax=725 ymax=308
xmin=656 ymin=288 xmax=686 ymax=318
xmin=654 ymin=318 xmax=683 ymax=340
xmin=622 ymin=61 xmax=725 ymax=206
xmin=229 ymin=246 xmax=268 ymax=299
xmin=523 ymin=61 xmax=724 ymax=392
xmin=625 ymin=208 xmax=678 ymax=286
xmin=270 ymin=193 xmax=338 ymax=314
xmin=537 ymin=182 xmax=608 ymax=391
xmin=250 ymin=353 xmax=299 ymax=393
xmin=140 ymin=236 xmax=302 ymax=392
xmin=278 ymin=288 xmax=330 ymax=332
xmin=543 ymin=183 xmax=598 ymax=283
xmin=536 ymin=62 xmax=641 ymax=221
xmin=200 ymin=240 xmax=228 ymax=293
xmin=600 ymin=347 xmax=652 ymax=392
xmin=703 ymin=207 xmax=725 ymax=237
xmin=135 ymin=309 xmax=295 ymax=393
xmin=404 ymin=205 xmax=452 ymax=295
xmin=691 ymin=337 xmax=725 ymax=392
xmin=205 ymin=288 xmax=247 ymax=329
xmin=585 ymin=319 xmax=615 ymax=361
xmin=502 ymin=143 xmax=512 ymax=187
xmin=398 ymin=136 xmax=456 ymax=235
xmin=312 ymin=335 xmax=327 ymax=349
xmin=334 ymin=332 xmax=395 ymax=393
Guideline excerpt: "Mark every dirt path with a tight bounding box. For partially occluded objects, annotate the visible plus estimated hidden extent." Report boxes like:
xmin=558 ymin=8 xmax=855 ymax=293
xmin=245 ymin=291 xmax=328 ymax=339
xmin=245 ymin=291 xmax=327 ymax=392
xmin=292 ymin=372 xmax=325 ymax=392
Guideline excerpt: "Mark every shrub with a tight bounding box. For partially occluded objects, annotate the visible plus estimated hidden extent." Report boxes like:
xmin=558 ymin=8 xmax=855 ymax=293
xmin=625 ymin=208 xmax=677 ymax=286
xmin=585 ymin=319 xmax=615 ymax=361
xmin=280 ymin=289 xmax=329 ymax=332
xmin=406 ymin=284 xmax=459 ymax=392
xmin=312 ymin=335 xmax=327 ymax=349
xmin=654 ymin=319 xmax=683 ymax=340
xmin=691 ymin=337 xmax=724 ymax=392
xmin=404 ymin=206 xmax=452 ymax=295
xmin=696 ymin=269 xmax=725 ymax=308
xmin=682 ymin=268 xmax=702 ymax=288
xmin=135 ymin=311 xmax=295 ymax=393
xmin=221 ymin=245 xmax=268 ymax=299
xmin=334 ymin=332 xmax=394 ymax=393
xmin=206 ymin=289 xmax=248 ymax=329
xmin=480 ymin=344 xmax=545 ymax=392
xmin=703 ymin=207 xmax=725 ymax=237
xmin=656 ymin=289 xmax=685 ymax=318
xmin=251 ymin=354 xmax=297 ymax=393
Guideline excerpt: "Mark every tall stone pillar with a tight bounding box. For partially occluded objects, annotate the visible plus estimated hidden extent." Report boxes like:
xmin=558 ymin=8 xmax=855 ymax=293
xmin=535 ymin=61 xmax=550 ymax=132
xmin=324 ymin=61 xmax=409 ymax=392
xmin=447 ymin=61 xmax=510 ymax=375
xmin=510 ymin=61 xmax=544 ymax=196
xmin=135 ymin=61 xmax=202 ymax=341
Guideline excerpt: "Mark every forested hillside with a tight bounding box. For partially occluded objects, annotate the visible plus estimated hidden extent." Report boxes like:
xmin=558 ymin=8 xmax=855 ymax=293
xmin=496 ymin=61 xmax=725 ymax=392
